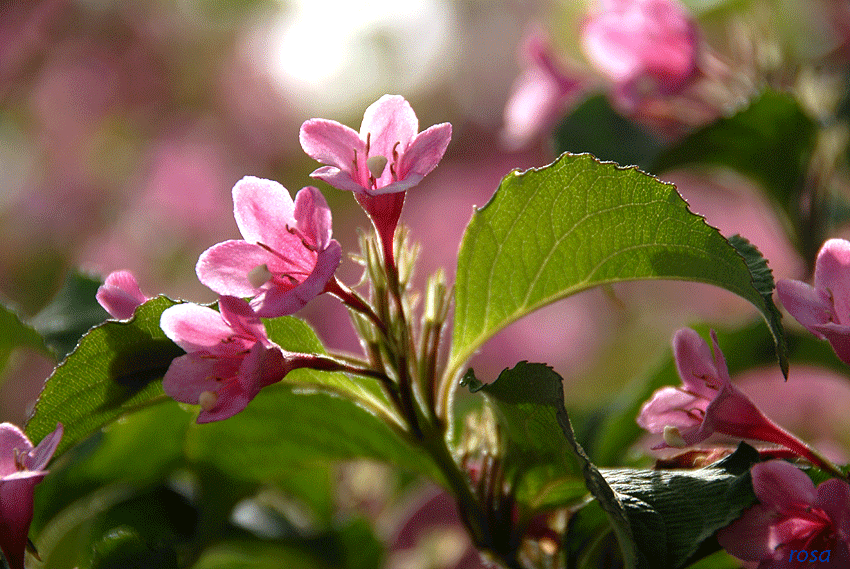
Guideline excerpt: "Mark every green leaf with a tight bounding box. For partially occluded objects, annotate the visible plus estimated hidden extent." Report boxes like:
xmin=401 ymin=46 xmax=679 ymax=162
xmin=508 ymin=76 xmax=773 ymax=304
xmin=652 ymin=90 xmax=816 ymax=251
xmin=190 ymin=541 xmax=334 ymax=569
xmin=0 ymin=302 xmax=51 ymax=374
xmin=461 ymin=364 xmax=588 ymax=513
xmin=450 ymin=152 xmax=788 ymax=379
xmin=462 ymin=362 xmax=638 ymax=567
xmin=599 ymin=443 xmax=759 ymax=569
xmin=26 ymin=296 xmax=184 ymax=456
xmin=553 ymin=95 xmax=663 ymax=172
xmin=262 ymin=317 xmax=397 ymax=421
xmin=183 ymin=382 xmax=442 ymax=485
xmin=464 ymin=363 xmax=761 ymax=569
xmin=30 ymin=270 xmax=110 ymax=359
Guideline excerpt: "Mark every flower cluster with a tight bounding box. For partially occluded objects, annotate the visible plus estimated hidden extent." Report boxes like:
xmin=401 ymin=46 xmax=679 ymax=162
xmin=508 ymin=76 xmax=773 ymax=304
xmin=95 ymin=95 xmax=451 ymax=426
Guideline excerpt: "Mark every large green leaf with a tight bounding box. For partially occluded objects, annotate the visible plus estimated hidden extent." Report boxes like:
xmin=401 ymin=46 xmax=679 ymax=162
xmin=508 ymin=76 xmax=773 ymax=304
xmin=463 ymin=362 xmax=636 ymax=567
xmin=461 ymin=363 xmax=587 ymax=514
xmin=26 ymin=296 xmax=184 ymax=455
xmin=599 ymin=443 xmax=759 ymax=569
xmin=450 ymin=153 xmax=787 ymax=378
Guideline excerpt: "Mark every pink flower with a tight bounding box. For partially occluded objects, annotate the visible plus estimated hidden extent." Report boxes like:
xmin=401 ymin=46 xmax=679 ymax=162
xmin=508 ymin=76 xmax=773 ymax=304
xmin=777 ymin=238 xmax=850 ymax=366
xmin=580 ymin=0 xmax=699 ymax=110
xmin=0 ymin=422 xmax=62 ymax=569
xmin=195 ymin=176 xmax=341 ymax=318
xmin=637 ymin=329 xmax=831 ymax=469
xmin=96 ymin=270 xmax=149 ymax=319
xmin=160 ymin=296 xmax=291 ymax=423
xmin=300 ymin=95 xmax=451 ymax=269
xmin=717 ymin=460 xmax=850 ymax=568
xmin=501 ymin=26 xmax=584 ymax=150
xmin=299 ymin=94 xmax=451 ymax=197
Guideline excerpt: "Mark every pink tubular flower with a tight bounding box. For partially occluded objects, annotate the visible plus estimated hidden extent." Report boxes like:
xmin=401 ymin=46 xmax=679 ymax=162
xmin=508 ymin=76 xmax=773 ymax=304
xmin=580 ymin=0 xmax=699 ymax=110
xmin=161 ymin=296 xmax=292 ymax=423
xmin=777 ymin=238 xmax=850 ymax=366
xmin=195 ymin=176 xmax=341 ymax=318
xmin=299 ymin=94 xmax=451 ymax=197
xmin=717 ymin=460 xmax=850 ymax=568
xmin=637 ymin=329 xmax=835 ymax=470
xmin=96 ymin=270 xmax=149 ymax=319
xmin=300 ymin=95 xmax=451 ymax=269
xmin=0 ymin=423 xmax=63 ymax=569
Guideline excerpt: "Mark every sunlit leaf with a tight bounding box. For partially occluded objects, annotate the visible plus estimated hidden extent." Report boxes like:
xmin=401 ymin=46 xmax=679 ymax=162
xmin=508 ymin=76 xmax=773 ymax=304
xmin=450 ymin=153 xmax=787 ymax=379
xmin=26 ymin=296 xmax=183 ymax=456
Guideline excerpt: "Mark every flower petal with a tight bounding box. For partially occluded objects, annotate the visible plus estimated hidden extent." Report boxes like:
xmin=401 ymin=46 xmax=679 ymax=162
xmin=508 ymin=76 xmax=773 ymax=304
xmin=672 ymin=328 xmax=726 ymax=395
xmin=293 ymin=186 xmax=333 ymax=251
xmin=815 ymin=478 xmax=850 ymax=536
xmin=232 ymin=176 xmax=295 ymax=248
xmin=751 ymin=460 xmax=817 ymax=511
xmin=160 ymin=303 xmax=249 ymax=354
xmin=308 ymin=165 xmax=369 ymax=193
xmin=399 ymin=122 xmax=452 ymax=180
xmin=196 ymin=240 xmax=275 ymax=298
xmin=810 ymin=322 xmax=850 ymax=365
xmin=0 ymin=424 xmax=31 ymax=477
xmin=299 ymin=119 xmax=364 ymax=170
xmin=715 ymin=503 xmax=778 ymax=561
xmin=636 ymin=386 xmax=707 ymax=432
xmin=96 ymin=270 xmax=148 ymax=319
xmin=814 ymin=238 xmax=850 ymax=323
xmin=196 ymin=379 xmax=253 ymax=423
xmin=251 ymin=240 xmax=341 ymax=317
xmin=25 ymin=423 xmax=62 ymax=472
xmin=161 ymin=352 xmax=241 ymax=404
xmin=776 ymin=279 xmax=833 ymax=333
xmin=360 ymin=94 xmax=419 ymax=159
xmin=238 ymin=343 xmax=286 ymax=394
xmin=217 ymin=296 xmax=268 ymax=346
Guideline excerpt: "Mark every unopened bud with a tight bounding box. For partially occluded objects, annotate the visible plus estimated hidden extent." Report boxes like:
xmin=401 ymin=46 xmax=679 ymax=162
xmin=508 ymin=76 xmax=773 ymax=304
xmin=663 ymin=425 xmax=687 ymax=448
xmin=199 ymin=390 xmax=219 ymax=411
xmin=366 ymin=155 xmax=388 ymax=179
xmin=248 ymin=264 xmax=273 ymax=288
